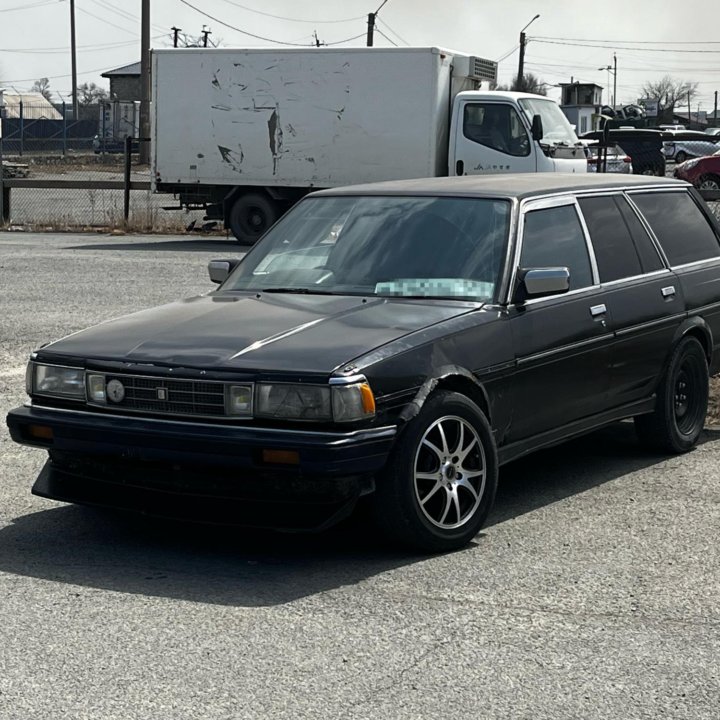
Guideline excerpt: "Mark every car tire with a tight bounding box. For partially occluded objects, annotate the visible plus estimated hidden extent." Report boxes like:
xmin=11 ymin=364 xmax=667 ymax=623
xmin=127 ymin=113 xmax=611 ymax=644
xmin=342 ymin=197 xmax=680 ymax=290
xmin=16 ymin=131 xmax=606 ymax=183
xmin=635 ymin=337 xmax=708 ymax=453
xmin=698 ymin=174 xmax=720 ymax=190
xmin=674 ymin=151 xmax=687 ymax=164
xmin=227 ymin=193 xmax=279 ymax=245
xmin=372 ymin=390 xmax=498 ymax=552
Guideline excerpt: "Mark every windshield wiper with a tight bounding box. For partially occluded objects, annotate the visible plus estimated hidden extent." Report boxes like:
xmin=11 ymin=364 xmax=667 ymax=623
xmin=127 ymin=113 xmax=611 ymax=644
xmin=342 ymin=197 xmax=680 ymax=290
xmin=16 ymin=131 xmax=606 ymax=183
xmin=260 ymin=287 xmax=337 ymax=295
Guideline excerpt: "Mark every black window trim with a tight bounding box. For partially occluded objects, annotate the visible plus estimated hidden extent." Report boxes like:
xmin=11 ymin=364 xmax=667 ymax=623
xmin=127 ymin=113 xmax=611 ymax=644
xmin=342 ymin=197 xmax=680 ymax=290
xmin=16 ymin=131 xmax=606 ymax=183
xmin=626 ymin=187 xmax=720 ymax=270
xmin=507 ymin=195 xmax=601 ymax=307
xmin=576 ymin=191 xmax=672 ymax=287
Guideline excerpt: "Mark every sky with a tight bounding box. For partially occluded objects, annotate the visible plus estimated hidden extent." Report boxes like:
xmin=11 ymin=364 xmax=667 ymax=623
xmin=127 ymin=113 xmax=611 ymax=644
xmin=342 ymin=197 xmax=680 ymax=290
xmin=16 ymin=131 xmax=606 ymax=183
xmin=0 ymin=0 xmax=719 ymax=112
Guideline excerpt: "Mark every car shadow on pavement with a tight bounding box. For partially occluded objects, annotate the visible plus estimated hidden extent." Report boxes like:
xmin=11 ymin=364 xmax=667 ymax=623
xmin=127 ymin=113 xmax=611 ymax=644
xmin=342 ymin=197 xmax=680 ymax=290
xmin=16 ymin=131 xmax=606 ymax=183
xmin=66 ymin=239 xmax=241 ymax=253
xmin=0 ymin=422 xmax=716 ymax=607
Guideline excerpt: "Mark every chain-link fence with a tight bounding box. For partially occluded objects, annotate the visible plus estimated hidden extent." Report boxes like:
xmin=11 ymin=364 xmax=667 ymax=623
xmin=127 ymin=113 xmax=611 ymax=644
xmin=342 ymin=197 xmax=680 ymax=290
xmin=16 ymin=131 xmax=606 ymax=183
xmin=0 ymin=134 xmax=207 ymax=232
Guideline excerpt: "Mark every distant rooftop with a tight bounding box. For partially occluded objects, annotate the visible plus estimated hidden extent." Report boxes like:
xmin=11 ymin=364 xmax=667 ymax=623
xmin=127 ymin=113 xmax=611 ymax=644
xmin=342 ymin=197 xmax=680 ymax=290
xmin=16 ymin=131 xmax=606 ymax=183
xmin=102 ymin=62 xmax=141 ymax=78
xmin=0 ymin=90 xmax=62 ymax=120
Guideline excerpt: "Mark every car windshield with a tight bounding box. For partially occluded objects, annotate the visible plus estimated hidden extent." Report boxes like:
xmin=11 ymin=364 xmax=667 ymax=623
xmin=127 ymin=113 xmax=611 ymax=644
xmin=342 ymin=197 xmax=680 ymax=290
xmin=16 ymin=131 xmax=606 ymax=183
xmin=222 ymin=196 xmax=511 ymax=301
xmin=518 ymin=97 xmax=579 ymax=145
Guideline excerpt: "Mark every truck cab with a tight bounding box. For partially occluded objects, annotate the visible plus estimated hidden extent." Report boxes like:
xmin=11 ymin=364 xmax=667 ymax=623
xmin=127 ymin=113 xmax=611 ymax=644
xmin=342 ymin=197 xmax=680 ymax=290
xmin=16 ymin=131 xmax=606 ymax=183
xmin=449 ymin=91 xmax=587 ymax=176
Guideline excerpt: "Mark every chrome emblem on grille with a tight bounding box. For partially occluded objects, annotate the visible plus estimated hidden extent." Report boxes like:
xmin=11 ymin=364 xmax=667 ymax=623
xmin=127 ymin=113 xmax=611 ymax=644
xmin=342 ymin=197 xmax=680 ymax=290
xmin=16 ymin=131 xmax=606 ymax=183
xmin=106 ymin=379 xmax=126 ymax=403
xmin=156 ymin=387 xmax=168 ymax=400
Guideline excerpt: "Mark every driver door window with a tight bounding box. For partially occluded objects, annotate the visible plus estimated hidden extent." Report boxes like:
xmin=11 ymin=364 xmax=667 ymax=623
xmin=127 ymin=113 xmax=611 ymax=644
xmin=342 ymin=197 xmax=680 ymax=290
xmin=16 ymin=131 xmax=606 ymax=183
xmin=463 ymin=103 xmax=530 ymax=157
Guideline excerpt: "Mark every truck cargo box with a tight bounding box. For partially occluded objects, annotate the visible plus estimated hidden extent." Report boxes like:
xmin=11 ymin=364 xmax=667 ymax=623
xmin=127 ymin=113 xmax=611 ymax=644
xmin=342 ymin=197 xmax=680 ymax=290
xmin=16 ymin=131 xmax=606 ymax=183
xmin=152 ymin=47 xmax=476 ymax=189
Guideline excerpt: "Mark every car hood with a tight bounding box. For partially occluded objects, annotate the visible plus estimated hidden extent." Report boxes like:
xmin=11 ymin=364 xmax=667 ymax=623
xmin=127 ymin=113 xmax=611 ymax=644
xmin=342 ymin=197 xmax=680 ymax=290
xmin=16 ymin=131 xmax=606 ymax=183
xmin=41 ymin=292 xmax=479 ymax=374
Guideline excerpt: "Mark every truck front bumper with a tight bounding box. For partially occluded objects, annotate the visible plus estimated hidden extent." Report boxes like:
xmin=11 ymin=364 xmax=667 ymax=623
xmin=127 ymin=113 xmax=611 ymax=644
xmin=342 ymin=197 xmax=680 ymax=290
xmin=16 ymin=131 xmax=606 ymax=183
xmin=7 ymin=404 xmax=397 ymax=531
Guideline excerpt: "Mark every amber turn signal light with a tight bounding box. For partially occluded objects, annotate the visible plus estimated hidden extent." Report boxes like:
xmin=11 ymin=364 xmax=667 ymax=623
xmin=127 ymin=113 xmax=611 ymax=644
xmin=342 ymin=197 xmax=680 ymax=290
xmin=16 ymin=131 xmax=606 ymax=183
xmin=261 ymin=449 xmax=300 ymax=465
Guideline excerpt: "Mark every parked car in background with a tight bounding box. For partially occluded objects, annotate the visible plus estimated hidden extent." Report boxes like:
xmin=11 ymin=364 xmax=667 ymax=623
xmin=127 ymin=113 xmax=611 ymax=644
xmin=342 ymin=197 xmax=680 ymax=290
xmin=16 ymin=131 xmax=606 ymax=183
xmin=674 ymin=149 xmax=720 ymax=189
xmin=585 ymin=142 xmax=633 ymax=173
xmin=8 ymin=174 xmax=720 ymax=552
xmin=705 ymin=128 xmax=720 ymax=136
xmin=581 ymin=129 xmax=665 ymax=176
xmin=662 ymin=130 xmax=720 ymax=164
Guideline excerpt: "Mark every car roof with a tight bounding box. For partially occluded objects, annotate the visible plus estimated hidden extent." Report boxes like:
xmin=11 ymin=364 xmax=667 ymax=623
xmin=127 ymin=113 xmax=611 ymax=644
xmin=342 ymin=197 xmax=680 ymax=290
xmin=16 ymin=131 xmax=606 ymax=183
xmin=310 ymin=174 xmax=688 ymax=201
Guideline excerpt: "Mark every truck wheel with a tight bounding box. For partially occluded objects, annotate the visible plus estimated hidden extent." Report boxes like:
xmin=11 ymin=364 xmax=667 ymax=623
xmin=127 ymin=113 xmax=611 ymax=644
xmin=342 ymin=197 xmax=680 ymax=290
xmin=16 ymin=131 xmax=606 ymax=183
xmin=674 ymin=151 xmax=687 ymax=164
xmin=372 ymin=390 xmax=498 ymax=553
xmin=228 ymin=193 xmax=279 ymax=245
xmin=635 ymin=337 xmax=708 ymax=453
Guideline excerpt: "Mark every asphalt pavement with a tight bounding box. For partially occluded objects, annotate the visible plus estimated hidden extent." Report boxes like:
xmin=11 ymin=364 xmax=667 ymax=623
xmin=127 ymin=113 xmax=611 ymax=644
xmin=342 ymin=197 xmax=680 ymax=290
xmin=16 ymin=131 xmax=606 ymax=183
xmin=0 ymin=232 xmax=718 ymax=719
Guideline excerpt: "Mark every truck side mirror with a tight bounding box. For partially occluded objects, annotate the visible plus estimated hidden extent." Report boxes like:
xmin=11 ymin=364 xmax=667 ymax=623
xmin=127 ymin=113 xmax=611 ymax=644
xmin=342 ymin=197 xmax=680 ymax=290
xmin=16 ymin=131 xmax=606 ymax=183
xmin=208 ymin=258 xmax=240 ymax=284
xmin=531 ymin=114 xmax=544 ymax=142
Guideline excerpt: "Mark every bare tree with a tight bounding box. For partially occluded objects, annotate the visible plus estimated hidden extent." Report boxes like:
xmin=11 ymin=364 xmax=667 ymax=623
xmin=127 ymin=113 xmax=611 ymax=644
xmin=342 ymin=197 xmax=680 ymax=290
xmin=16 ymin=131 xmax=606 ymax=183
xmin=31 ymin=77 xmax=52 ymax=101
xmin=492 ymin=73 xmax=548 ymax=96
xmin=77 ymin=82 xmax=109 ymax=106
xmin=641 ymin=75 xmax=698 ymax=121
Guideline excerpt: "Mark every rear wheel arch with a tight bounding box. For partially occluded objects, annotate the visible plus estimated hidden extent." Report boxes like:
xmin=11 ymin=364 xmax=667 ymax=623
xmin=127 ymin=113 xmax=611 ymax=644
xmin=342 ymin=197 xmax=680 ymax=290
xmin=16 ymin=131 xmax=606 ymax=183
xmin=674 ymin=318 xmax=713 ymax=366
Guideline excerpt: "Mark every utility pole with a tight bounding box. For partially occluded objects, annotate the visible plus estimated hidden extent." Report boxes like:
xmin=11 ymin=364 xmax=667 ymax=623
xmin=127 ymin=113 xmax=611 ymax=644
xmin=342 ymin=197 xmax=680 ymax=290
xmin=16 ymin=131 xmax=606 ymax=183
xmin=366 ymin=13 xmax=375 ymax=46
xmin=517 ymin=15 xmax=540 ymax=91
xmin=613 ymin=53 xmax=617 ymax=112
xmin=70 ymin=0 xmax=78 ymax=120
xmin=714 ymin=90 xmax=718 ymax=126
xmin=139 ymin=0 xmax=150 ymax=164
xmin=171 ymin=26 xmax=181 ymax=48
xmin=201 ymin=26 xmax=211 ymax=47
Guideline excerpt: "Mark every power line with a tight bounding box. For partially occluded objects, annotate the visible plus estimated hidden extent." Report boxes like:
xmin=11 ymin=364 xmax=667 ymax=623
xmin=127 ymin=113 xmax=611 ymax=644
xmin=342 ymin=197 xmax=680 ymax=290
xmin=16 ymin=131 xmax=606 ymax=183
xmin=0 ymin=0 xmax=62 ymax=12
xmin=377 ymin=18 xmax=409 ymax=46
xmin=75 ymin=5 xmax=137 ymax=35
xmin=178 ymin=0 xmax=321 ymax=46
xmin=534 ymin=35 xmax=720 ymax=45
xmin=496 ymin=45 xmax=519 ymax=63
xmin=532 ymin=39 xmax=720 ymax=54
xmin=215 ymin=0 xmax=365 ymax=24
xmin=325 ymin=33 xmax=367 ymax=46
xmin=179 ymin=0 xmax=367 ymax=47
xmin=375 ymin=29 xmax=398 ymax=47
xmin=0 ymin=62 xmax=136 ymax=85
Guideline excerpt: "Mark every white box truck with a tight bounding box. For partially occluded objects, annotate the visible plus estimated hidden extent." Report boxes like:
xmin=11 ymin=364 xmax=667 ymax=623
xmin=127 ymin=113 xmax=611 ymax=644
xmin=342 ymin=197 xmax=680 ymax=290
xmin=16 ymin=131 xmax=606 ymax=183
xmin=152 ymin=47 xmax=586 ymax=243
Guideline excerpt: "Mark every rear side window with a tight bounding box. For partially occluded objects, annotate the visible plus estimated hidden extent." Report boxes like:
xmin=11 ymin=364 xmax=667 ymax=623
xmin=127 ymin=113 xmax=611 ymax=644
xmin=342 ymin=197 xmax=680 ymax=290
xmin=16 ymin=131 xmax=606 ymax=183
xmin=615 ymin=196 xmax=665 ymax=273
xmin=631 ymin=191 xmax=720 ymax=266
xmin=520 ymin=205 xmax=593 ymax=290
xmin=578 ymin=196 xmax=642 ymax=282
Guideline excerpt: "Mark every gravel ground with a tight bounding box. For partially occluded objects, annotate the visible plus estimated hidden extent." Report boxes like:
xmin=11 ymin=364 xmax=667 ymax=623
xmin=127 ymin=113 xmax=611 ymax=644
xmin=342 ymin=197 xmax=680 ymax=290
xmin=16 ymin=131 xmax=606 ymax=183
xmin=0 ymin=233 xmax=719 ymax=720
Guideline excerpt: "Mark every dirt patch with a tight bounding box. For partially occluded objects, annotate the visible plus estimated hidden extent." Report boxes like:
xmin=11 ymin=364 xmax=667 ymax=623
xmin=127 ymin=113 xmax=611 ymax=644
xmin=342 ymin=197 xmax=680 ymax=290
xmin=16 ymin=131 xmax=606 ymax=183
xmin=708 ymin=375 xmax=720 ymax=424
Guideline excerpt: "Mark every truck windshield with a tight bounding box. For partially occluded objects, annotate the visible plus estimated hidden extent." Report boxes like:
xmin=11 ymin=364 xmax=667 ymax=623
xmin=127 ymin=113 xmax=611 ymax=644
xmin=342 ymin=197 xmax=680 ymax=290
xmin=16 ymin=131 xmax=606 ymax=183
xmin=519 ymin=98 xmax=579 ymax=145
xmin=222 ymin=196 xmax=511 ymax=302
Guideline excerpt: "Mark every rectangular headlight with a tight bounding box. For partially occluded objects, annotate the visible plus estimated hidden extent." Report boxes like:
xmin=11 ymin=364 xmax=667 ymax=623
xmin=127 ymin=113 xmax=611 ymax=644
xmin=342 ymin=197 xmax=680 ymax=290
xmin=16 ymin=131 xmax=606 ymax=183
xmin=331 ymin=381 xmax=376 ymax=422
xmin=33 ymin=364 xmax=85 ymax=400
xmin=255 ymin=383 xmax=331 ymax=421
xmin=226 ymin=384 xmax=253 ymax=416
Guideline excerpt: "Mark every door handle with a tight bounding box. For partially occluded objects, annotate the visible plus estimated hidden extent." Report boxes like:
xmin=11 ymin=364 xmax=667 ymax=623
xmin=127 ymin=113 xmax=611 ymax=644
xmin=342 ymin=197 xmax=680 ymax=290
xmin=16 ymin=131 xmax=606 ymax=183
xmin=590 ymin=304 xmax=607 ymax=317
xmin=661 ymin=285 xmax=676 ymax=298
xmin=456 ymin=160 xmax=465 ymax=176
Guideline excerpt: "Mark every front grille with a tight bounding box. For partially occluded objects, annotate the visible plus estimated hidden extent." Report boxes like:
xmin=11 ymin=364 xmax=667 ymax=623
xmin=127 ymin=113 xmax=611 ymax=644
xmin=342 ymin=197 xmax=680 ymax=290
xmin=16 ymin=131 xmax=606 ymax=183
xmin=105 ymin=374 xmax=229 ymax=417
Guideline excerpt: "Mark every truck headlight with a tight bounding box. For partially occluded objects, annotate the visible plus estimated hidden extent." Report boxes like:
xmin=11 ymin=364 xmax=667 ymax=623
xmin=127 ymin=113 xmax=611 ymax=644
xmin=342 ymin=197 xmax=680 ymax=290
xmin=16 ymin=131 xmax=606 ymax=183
xmin=31 ymin=363 xmax=85 ymax=400
xmin=256 ymin=383 xmax=332 ymax=421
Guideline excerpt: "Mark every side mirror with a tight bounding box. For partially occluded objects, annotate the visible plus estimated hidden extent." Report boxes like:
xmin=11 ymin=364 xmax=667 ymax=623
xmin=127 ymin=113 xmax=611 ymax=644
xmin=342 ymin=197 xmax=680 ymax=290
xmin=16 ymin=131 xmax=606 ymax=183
xmin=208 ymin=258 xmax=240 ymax=284
xmin=514 ymin=267 xmax=570 ymax=303
xmin=531 ymin=114 xmax=544 ymax=142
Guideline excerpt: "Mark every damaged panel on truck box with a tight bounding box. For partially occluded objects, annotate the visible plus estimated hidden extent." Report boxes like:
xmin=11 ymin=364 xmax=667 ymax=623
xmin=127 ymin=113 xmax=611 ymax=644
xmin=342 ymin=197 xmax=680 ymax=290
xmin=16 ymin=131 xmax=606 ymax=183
xmin=152 ymin=48 xmax=461 ymax=189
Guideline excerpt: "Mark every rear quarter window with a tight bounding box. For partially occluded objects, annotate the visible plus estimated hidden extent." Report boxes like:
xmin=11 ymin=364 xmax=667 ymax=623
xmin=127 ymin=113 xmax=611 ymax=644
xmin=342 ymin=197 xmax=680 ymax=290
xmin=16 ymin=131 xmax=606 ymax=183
xmin=630 ymin=191 xmax=720 ymax=266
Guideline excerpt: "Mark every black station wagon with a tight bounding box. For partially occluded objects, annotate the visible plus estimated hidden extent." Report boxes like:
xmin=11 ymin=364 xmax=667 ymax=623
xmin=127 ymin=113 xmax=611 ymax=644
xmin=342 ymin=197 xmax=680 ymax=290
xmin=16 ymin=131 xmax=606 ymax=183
xmin=7 ymin=175 xmax=720 ymax=551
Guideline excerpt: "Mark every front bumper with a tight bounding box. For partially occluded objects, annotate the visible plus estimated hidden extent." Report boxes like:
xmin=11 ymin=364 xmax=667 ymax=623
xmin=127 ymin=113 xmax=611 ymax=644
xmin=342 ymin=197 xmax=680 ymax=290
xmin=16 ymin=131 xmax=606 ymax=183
xmin=6 ymin=404 xmax=397 ymax=530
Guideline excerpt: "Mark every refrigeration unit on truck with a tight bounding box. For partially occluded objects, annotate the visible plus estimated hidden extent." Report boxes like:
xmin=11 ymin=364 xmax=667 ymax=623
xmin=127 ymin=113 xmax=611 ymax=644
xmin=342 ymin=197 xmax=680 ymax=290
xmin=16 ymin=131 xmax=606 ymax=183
xmin=152 ymin=47 xmax=586 ymax=243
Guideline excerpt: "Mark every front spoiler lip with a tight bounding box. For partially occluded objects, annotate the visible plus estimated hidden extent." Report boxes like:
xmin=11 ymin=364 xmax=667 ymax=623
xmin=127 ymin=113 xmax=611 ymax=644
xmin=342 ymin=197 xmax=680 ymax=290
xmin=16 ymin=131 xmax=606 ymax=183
xmin=7 ymin=403 xmax=399 ymax=531
xmin=12 ymin=402 xmax=397 ymax=445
